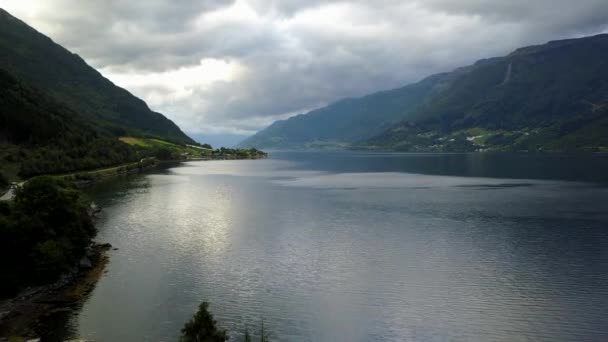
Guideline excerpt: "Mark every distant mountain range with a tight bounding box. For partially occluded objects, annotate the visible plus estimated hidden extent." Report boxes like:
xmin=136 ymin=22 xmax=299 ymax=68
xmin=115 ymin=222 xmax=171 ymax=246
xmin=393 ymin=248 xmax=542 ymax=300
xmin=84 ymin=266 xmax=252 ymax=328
xmin=0 ymin=8 xmax=193 ymax=144
xmin=240 ymin=34 xmax=608 ymax=152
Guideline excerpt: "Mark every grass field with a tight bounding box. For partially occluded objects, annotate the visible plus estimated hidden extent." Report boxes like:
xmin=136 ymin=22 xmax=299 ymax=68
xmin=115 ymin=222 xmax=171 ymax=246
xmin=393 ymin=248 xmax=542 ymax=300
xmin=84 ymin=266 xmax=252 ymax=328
xmin=119 ymin=137 xmax=210 ymax=157
xmin=118 ymin=136 xmax=153 ymax=147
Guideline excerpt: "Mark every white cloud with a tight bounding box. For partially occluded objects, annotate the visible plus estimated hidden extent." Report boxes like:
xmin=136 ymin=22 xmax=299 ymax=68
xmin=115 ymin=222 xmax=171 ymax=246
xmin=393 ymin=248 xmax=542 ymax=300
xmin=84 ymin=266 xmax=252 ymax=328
xmin=101 ymin=58 xmax=244 ymax=107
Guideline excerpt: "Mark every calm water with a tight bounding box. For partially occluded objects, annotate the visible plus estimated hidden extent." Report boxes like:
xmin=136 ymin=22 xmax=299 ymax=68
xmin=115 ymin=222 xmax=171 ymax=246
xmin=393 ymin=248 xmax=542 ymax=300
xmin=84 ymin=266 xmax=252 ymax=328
xmin=52 ymin=153 xmax=608 ymax=341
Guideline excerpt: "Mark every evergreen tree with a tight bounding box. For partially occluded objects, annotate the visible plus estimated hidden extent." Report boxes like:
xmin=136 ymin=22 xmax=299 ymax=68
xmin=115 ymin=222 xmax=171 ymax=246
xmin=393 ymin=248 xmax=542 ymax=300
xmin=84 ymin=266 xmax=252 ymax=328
xmin=180 ymin=302 xmax=228 ymax=342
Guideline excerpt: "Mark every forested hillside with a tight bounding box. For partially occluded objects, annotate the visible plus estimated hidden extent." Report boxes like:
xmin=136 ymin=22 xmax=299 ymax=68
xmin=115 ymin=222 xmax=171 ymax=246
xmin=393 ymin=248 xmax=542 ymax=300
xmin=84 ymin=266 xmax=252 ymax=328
xmin=367 ymin=34 xmax=608 ymax=152
xmin=239 ymin=74 xmax=446 ymax=149
xmin=0 ymin=8 xmax=193 ymax=144
xmin=241 ymin=34 xmax=608 ymax=152
xmin=0 ymin=69 xmax=137 ymax=178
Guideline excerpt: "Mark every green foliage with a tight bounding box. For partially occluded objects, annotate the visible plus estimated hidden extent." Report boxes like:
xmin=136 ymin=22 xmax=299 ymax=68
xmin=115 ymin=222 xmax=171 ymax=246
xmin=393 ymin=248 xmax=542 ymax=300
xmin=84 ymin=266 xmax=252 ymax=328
xmin=119 ymin=136 xmax=266 ymax=161
xmin=0 ymin=68 xmax=139 ymax=177
xmin=121 ymin=137 xmax=204 ymax=160
xmin=212 ymin=147 xmax=267 ymax=159
xmin=180 ymin=302 xmax=228 ymax=342
xmin=0 ymin=171 xmax=7 ymax=187
xmin=0 ymin=9 xmax=193 ymax=144
xmin=0 ymin=177 xmax=96 ymax=297
xmin=149 ymin=147 xmax=177 ymax=161
xmin=181 ymin=303 xmax=273 ymax=342
xmin=366 ymin=34 xmax=608 ymax=151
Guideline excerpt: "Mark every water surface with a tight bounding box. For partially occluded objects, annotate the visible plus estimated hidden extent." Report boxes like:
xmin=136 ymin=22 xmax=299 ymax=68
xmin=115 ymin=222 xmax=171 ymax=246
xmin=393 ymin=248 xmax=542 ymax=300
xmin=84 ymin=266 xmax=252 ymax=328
xmin=62 ymin=153 xmax=608 ymax=341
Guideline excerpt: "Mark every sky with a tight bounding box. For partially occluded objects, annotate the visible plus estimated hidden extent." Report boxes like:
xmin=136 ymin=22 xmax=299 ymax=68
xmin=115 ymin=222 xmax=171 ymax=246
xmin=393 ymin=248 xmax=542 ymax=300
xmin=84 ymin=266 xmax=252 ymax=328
xmin=1 ymin=1 xmax=607 ymax=146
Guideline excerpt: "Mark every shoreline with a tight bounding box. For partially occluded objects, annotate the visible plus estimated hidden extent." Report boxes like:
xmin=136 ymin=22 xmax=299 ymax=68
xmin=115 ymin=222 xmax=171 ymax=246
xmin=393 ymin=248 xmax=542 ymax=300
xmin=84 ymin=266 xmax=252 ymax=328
xmin=0 ymin=156 xmax=267 ymax=340
xmin=0 ymin=243 xmax=112 ymax=340
xmin=2 ymin=154 xmax=269 ymax=198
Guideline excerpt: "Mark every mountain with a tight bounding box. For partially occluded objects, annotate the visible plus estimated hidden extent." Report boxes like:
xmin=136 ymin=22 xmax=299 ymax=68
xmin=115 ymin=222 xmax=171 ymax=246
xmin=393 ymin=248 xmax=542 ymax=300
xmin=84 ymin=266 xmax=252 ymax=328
xmin=239 ymin=73 xmax=447 ymax=149
xmin=241 ymin=34 xmax=608 ymax=152
xmin=367 ymin=34 xmax=608 ymax=152
xmin=0 ymin=68 xmax=137 ymax=178
xmin=0 ymin=8 xmax=193 ymax=144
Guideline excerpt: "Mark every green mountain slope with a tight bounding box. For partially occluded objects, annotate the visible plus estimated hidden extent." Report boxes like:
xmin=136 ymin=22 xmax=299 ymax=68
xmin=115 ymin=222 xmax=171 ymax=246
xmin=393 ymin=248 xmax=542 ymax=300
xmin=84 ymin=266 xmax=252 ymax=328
xmin=239 ymin=73 xmax=447 ymax=149
xmin=0 ymin=8 xmax=193 ymax=144
xmin=366 ymin=34 xmax=608 ymax=152
xmin=0 ymin=68 xmax=137 ymax=178
xmin=241 ymin=34 xmax=608 ymax=152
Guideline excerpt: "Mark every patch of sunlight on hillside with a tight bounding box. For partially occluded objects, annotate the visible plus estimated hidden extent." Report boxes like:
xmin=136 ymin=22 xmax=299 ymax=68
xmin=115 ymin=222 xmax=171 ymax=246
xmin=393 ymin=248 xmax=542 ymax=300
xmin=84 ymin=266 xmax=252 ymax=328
xmin=119 ymin=136 xmax=152 ymax=147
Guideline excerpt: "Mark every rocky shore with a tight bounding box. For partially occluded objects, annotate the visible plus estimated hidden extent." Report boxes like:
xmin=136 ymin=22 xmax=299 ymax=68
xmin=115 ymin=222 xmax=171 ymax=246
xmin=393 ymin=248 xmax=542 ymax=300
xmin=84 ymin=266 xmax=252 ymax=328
xmin=0 ymin=243 xmax=112 ymax=341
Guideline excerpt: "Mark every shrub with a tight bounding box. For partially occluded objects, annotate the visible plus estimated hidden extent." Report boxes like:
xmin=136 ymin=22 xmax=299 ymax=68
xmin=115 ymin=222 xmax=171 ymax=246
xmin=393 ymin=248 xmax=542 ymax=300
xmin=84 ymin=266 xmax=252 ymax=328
xmin=180 ymin=302 xmax=228 ymax=342
xmin=0 ymin=176 xmax=95 ymax=297
xmin=181 ymin=302 xmax=272 ymax=342
xmin=0 ymin=171 xmax=7 ymax=187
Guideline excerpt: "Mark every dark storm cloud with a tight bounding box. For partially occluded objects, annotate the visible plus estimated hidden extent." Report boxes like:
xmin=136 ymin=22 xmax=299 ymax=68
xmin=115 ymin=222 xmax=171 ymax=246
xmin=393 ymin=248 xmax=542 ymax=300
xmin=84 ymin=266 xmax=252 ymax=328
xmin=3 ymin=0 xmax=607 ymax=136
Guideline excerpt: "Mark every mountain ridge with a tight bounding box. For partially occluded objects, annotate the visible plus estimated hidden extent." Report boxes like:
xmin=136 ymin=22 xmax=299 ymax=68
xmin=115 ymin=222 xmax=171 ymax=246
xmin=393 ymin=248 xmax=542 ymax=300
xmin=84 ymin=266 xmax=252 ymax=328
xmin=239 ymin=72 xmax=448 ymax=149
xmin=0 ymin=8 xmax=194 ymax=144
xmin=366 ymin=33 xmax=608 ymax=152
xmin=240 ymin=34 xmax=608 ymax=152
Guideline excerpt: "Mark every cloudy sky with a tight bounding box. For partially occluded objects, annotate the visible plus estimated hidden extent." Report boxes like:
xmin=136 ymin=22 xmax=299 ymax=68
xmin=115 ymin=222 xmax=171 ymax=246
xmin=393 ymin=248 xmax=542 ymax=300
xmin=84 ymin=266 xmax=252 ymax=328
xmin=1 ymin=1 xmax=607 ymax=146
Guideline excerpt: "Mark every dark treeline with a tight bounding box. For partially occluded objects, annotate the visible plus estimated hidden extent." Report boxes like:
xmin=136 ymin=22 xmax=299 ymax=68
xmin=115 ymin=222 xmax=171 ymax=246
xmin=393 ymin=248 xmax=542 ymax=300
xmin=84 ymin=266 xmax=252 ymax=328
xmin=0 ymin=177 xmax=96 ymax=297
xmin=212 ymin=147 xmax=267 ymax=159
xmin=130 ymin=145 xmax=266 ymax=163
